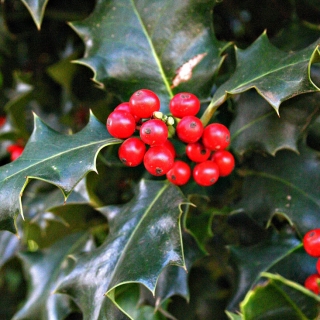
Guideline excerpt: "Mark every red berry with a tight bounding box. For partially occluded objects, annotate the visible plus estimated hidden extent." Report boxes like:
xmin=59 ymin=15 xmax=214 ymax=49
xmin=114 ymin=102 xmax=140 ymax=122
xmin=176 ymin=116 xmax=203 ymax=143
xmin=166 ymin=160 xmax=191 ymax=186
xmin=186 ymin=142 xmax=211 ymax=163
xmin=303 ymin=229 xmax=320 ymax=257
xmin=211 ymin=150 xmax=235 ymax=177
xmin=118 ymin=137 xmax=146 ymax=167
xmin=305 ymin=274 xmax=320 ymax=294
xmin=163 ymin=139 xmax=176 ymax=158
xmin=144 ymin=145 xmax=174 ymax=176
xmin=7 ymin=145 xmax=24 ymax=161
xmin=0 ymin=116 xmax=6 ymax=127
xmin=193 ymin=161 xmax=219 ymax=186
xmin=129 ymin=89 xmax=160 ymax=119
xmin=202 ymin=123 xmax=231 ymax=151
xmin=139 ymin=119 xmax=168 ymax=146
xmin=106 ymin=110 xmax=136 ymax=139
xmin=169 ymin=92 xmax=200 ymax=118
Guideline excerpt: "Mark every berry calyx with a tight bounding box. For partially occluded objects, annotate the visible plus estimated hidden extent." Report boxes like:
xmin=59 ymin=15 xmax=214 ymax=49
xmin=118 ymin=137 xmax=146 ymax=167
xmin=202 ymin=123 xmax=231 ymax=151
xmin=304 ymin=274 xmax=320 ymax=294
xmin=176 ymin=115 xmax=203 ymax=143
xmin=186 ymin=142 xmax=211 ymax=163
xmin=166 ymin=160 xmax=191 ymax=186
xmin=106 ymin=110 xmax=136 ymax=139
xmin=303 ymin=229 xmax=320 ymax=257
xmin=143 ymin=145 xmax=174 ymax=176
xmin=129 ymin=89 xmax=160 ymax=119
xmin=193 ymin=161 xmax=219 ymax=186
xmin=169 ymin=92 xmax=200 ymax=118
xmin=211 ymin=150 xmax=235 ymax=177
xmin=139 ymin=119 xmax=168 ymax=146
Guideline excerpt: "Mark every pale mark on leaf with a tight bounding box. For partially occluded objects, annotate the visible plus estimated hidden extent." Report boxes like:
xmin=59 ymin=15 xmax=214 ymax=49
xmin=171 ymin=53 xmax=207 ymax=88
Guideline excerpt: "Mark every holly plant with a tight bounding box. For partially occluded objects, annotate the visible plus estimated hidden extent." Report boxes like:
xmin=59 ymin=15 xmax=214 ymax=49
xmin=0 ymin=0 xmax=320 ymax=319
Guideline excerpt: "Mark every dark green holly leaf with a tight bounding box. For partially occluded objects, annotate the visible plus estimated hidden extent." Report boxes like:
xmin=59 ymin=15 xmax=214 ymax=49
xmin=21 ymin=0 xmax=49 ymax=30
xmin=139 ymin=231 xmax=204 ymax=307
xmin=57 ymin=180 xmax=187 ymax=320
xmin=202 ymin=32 xmax=320 ymax=121
xmin=225 ymin=311 xmax=242 ymax=320
xmin=230 ymin=90 xmax=320 ymax=156
xmin=227 ymin=231 xmax=300 ymax=310
xmin=236 ymin=143 xmax=320 ymax=235
xmin=240 ymin=272 xmax=320 ymax=320
xmin=0 ymin=231 xmax=19 ymax=269
xmin=12 ymin=232 xmax=91 ymax=320
xmin=70 ymin=0 xmax=227 ymax=111
xmin=0 ymin=112 xmax=121 ymax=234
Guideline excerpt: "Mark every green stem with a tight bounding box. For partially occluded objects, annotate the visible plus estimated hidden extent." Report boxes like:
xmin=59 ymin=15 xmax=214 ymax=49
xmin=200 ymin=99 xmax=220 ymax=126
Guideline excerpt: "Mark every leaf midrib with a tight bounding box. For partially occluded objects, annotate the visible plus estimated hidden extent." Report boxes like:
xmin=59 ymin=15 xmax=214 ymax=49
xmin=215 ymin=47 xmax=313 ymax=101
xmin=1 ymin=139 xmax=113 ymax=183
xmin=130 ymin=0 xmax=173 ymax=98
xmin=106 ymin=182 xmax=172 ymax=294
xmin=244 ymin=170 xmax=320 ymax=208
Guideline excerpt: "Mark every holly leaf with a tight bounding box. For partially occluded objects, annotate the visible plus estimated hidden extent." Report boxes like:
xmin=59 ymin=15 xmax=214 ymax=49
xmin=56 ymin=180 xmax=187 ymax=320
xmin=236 ymin=143 xmax=320 ymax=235
xmin=202 ymin=32 xmax=320 ymax=120
xmin=0 ymin=112 xmax=121 ymax=234
xmin=12 ymin=232 xmax=92 ymax=320
xmin=139 ymin=231 xmax=204 ymax=307
xmin=21 ymin=0 xmax=49 ymax=30
xmin=230 ymin=90 xmax=320 ymax=156
xmin=240 ymin=273 xmax=320 ymax=320
xmin=70 ymin=0 xmax=227 ymax=111
xmin=227 ymin=231 xmax=300 ymax=310
xmin=0 ymin=231 xmax=19 ymax=269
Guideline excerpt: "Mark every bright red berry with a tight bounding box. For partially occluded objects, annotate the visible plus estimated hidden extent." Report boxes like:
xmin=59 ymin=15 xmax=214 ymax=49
xmin=139 ymin=119 xmax=168 ymax=146
xmin=114 ymin=102 xmax=140 ymax=122
xmin=106 ymin=110 xmax=136 ymax=139
xmin=211 ymin=150 xmax=235 ymax=177
xmin=166 ymin=160 xmax=191 ymax=186
xmin=169 ymin=92 xmax=200 ymax=118
xmin=176 ymin=116 xmax=203 ymax=144
xmin=186 ymin=142 xmax=211 ymax=163
xmin=303 ymin=229 xmax=320 ymax=257
xmin=202 ymin=123 xmax=231 ymax=151
xmin=0 ymin=116 xmax=6 ymax=127
xmin=305 ymin=274 xmax=320 ymax=294
xmin=163 ymin=139 xmax=176 ymax=158
xmin=118 ymin=137 xmax=146 ymax=167
xmin=193 ymin=161 xmax=219 ymax=186
xmin=144 ymin=145 xmax=174 ymax=176
xmin=129 ymin=89 xmax=160 ymax=119
xmin=7 ymin=145 xmax=24 ymax=161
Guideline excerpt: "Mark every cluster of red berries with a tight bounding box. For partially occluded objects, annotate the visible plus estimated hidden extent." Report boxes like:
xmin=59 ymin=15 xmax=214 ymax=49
xmin=303 ymin=229 xmax=320 ymax=294
xmin=106 ymin=89 xmax=235 ymax=187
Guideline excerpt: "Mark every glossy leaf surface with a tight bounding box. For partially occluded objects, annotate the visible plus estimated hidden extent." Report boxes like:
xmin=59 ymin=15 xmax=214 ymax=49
xmin=203 ymin=32 xmax=320 ymax=121
xmin=236 ymin=143 xmax=320 ymax=235
xmin=241 ymin=273 xmax=320 ymax=320
xmin=70 ymin=0 xmax=226 ymax=111
xmin=21 ymin=0 xmax=49 ymax=29
xmin=13 ymin=232 xmax=91 ymax=320
xmin=57 ymin=180 xmax=187 ymax=320
xmin=228 ymin=231 xmax=300 ymax=310
xmin=0 ymin=112 xmax=121 ymax=234
xmin=230 ymin=90 xmax=320 ymax=156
